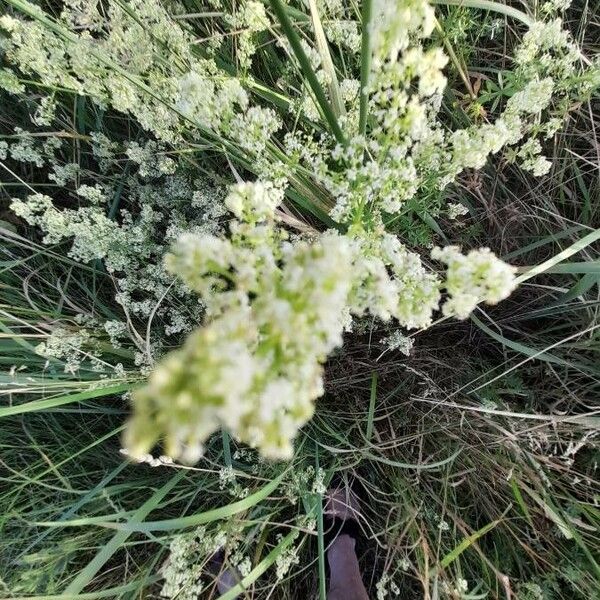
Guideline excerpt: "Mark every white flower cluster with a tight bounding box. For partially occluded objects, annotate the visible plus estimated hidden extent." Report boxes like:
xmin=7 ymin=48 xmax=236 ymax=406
xmin=351 ymin=232 xmax=441 ymax=328
xmin=32 ymin=95 xmax=57 ymax=126
xmin=282 ymin=465 xmax=327 ymax=504
xmin=11 ymin=193 xmax=130 ymax=266
xmin=376 ymin=572 xmax=400 ymax=599
xmin=218 ymin=466 xmax=249 ymax=499
xmin=225 ymin=180 xmax=285 ymax=222
xmin=160 ymin=526 xmax=223 ymax=600
xmin=231 ymin=106 xmax=282 ymax=155
xmin=447 ymin=202 xmax=469 ymax=220
xmin=542 ymin=0 xmax=572 ymax=14
xmin=288 ymin=0 xmax=598 ymax=226
xmin=440 ymin=578 xmax=470 ymax=597
xmin=275 ymin=533 xmax=300 ymax=580
xmin=126 ymin=181 xmax=358 ymax=461
xmin=507 ymin=78 xmax=555 ymax=115
xmin=226 ymin=0 xmax=270 ymax=69
xmin=119 ymin=447 xmax=174 ymax=467
xmin=0 ymin=66 xmax=25 ymax=94
xmin=432 ymin=246 xmax=518 ymax=319
xmin=160 ymin=523 xmax=252 ymax=600
xmin=34 ymin=327 xmax=99 ymax=374
xmin=382 ymin=331 xmax=414 ymax=356
xmin=316 ymin=0 xmax=449 ymax=223
xmin=126 ymin=180 xmax=515 ymax=462
xmin=370 ymin=0 xmax=436 ymax=65
xmin=326 ymin=20 xmax=361 ymax=54
xmin=7 ymin=128 xmax=61 ymax=167
xmin=518 ymin=138 xmax=552 ymax=176
xmin=3 ymin=0 xmax=544 ymax=463
xmin=125 ymin=140 xmax=177 ymax=179
xmin=0 ymin=0 xmax=280 ymax=153
xmin=2 ymin=0 xmax=596 ymax=235
xmin=8 ymin=130 xmax=230 ymax=371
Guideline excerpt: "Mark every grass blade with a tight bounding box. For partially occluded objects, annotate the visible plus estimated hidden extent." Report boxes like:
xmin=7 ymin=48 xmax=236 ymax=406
xmin=0 ymin=383 xmax=134 ymax=418
xmin=516 ymin=228 xmax=600 ymax=283
xmin=430 ymin=0 xmax=534 ymax=27
xmin=314 ymin=446 xmax=327 ymax=600
xmin=99 ymin=468 xmax=289 ymax=532
xmin=307 ymin=0 xmax=345 ymax=119
xmin=366 ymin=371 xmax=378 ymax=442
xmin=440 ymin=517 xmax=503 ymax=569
xmin=0 ymin=577 xmax=162 ymax=600
xmin=528 ymin=261 xmax=600 ymax=274
xmin=64 ymin=471 xmax=185 ymax=594
xmin=268 ymin=0 xmax=347 ymax=146
xmin=358 ymin=0 xmax=372 ymax=136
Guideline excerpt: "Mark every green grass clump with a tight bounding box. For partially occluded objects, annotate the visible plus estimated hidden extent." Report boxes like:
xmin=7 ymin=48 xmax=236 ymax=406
xmin=1 ymin=0 xmax=599 ymax=598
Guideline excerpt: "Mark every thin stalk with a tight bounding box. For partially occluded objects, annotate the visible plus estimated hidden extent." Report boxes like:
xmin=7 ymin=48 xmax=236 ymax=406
xmin=315 ymin=446 xmax=327 ymax=600
xmin=430 ymin=0 xmax=534 ymax=27
xmin=222 ymin=430 xmax=232 ymax=467
xmin=366 ymin=371 xmax=378 ymax=442
xmin=358 ymin=0 xmax=372 ymax=137
xmin=308 ymin=0 xmax=346 ymax=119
xmin=268 ymin=0 xmax=347 ymax=146
xmin=435 ymin=19 xmax=475 ymax=99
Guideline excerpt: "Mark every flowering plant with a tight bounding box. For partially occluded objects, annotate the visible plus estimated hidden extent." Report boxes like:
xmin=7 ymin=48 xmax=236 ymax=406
xmin=2 ymin=0 xmax=597 ymax=461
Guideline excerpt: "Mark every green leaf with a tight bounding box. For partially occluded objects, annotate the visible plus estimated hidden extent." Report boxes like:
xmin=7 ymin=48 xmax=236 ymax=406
xmin=516 ymin=228 xmax=600 ymax=283
xmin=0 ymin=383 xmax=134 ymax=418
xmin=440 ymin=518 xmax=502 ymax=568
xmin=365 ymin=371 xmax=378 ymax=442
xmin=472 ymin=316 xmax=568 ymax=367
xmin=509 ymin=477 xmax=533 ymax=528
xmin=430 ymin=0 xmax=534 ymax=27
xmin=98 ymin=468 xmax=289 ymax=532
xmin=530 ymin=261 xmax=600 ymax=274
xmin=363 ymin=448 xmax=461 ymax=470
xmin=0 ymin=577 xmax=162 ymax=600
xmin=521 ymin=485 xmax=573 ymax=540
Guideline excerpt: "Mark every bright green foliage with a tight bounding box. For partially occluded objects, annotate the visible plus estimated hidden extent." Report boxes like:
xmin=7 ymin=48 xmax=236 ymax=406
xmin=0 ymin=0 xmax=599 ymax=596
xmin=1 ymin=0 xmax=597 ymax=460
